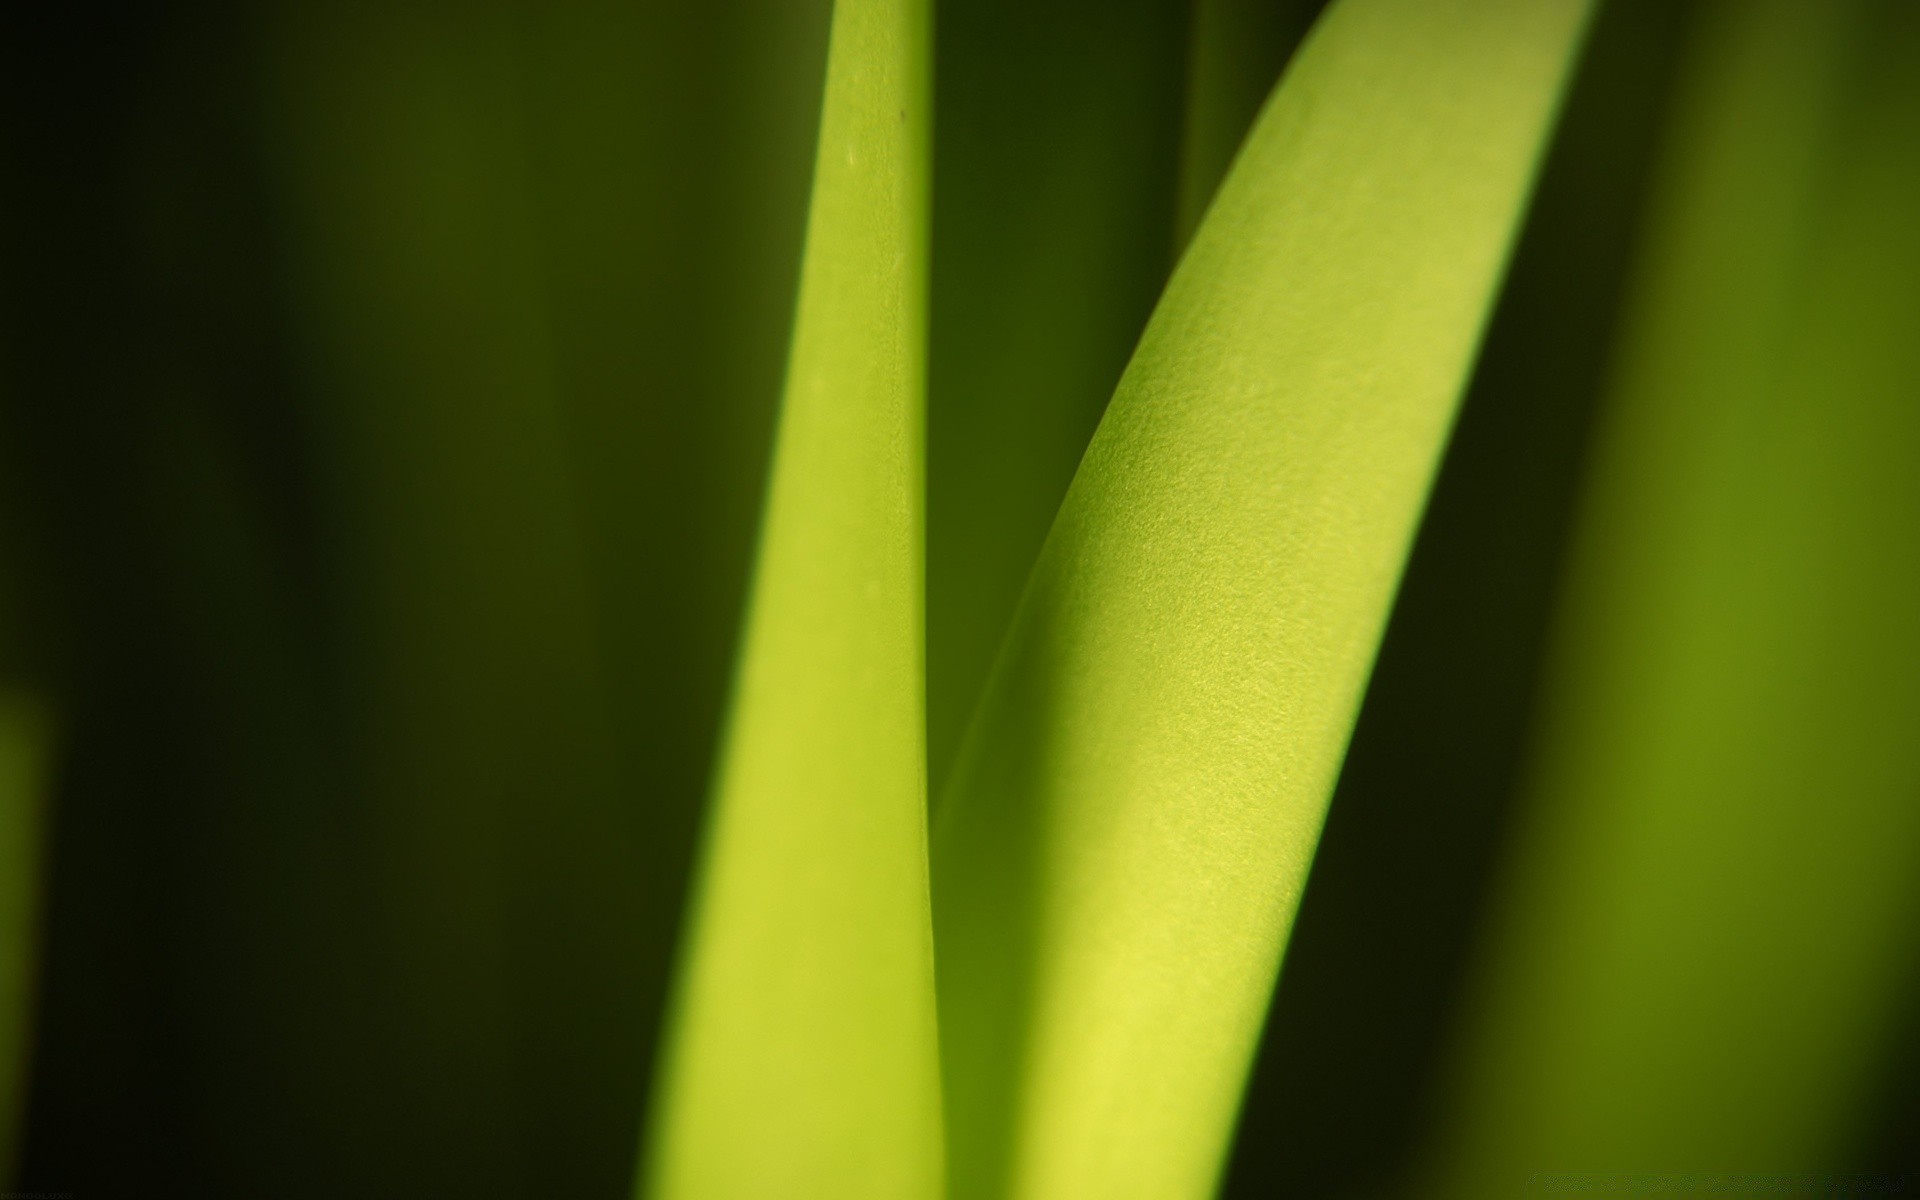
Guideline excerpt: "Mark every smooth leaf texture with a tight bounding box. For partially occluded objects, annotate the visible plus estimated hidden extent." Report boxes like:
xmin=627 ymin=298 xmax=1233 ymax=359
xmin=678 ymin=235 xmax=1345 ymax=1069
xmin=929 ymin=1 xmax=1593 ymax=1196
xmin=1431 ymin=0 xmax=1920 ymax=1186
xmin=0 ymin=695 xmax=47 ymax=1183
xmin=643 ymin=0 xmax=939 ymax=1195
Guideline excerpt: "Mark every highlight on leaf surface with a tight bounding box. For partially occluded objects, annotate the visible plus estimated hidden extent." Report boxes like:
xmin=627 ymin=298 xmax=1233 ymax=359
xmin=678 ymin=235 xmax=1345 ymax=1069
xmin=1429 ymin=0 xmax=1920 ymax=1187
xmin=642 ymin=0 xmax=940 ymax=1195
xmin=930 ymin=0 xmax=1595 ymax=1196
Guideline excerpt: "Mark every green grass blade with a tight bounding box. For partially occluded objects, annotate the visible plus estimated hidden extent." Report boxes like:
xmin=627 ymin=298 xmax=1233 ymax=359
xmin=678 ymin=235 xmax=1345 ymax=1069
xmin=0 ymin=695 xmax=48 ymax=1183
xmin=929 ymin=1 xmax=1593 ymax=1196
xmin=1430 ymin=0 xmax=1920 ymax=1185
xmin=642 ymin=0 xmax=939 ymax=1195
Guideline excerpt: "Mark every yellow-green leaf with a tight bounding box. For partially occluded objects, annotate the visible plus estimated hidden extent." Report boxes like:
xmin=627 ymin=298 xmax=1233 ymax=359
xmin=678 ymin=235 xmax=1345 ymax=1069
xmin=930 ymin=1 xmax=1592 ymax=1196
xmin=642 ymin=0 xmax=939 ymax=1195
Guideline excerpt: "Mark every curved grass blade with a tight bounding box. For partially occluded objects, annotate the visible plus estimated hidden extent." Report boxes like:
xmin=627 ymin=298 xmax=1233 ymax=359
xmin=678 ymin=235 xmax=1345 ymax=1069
xmin=930 ymin=1 xmax=1594 ymax=1196
xmin=263 ymin=10 xmax=620 ymax=1190
xmin=642 ymin=0 xmax=939 ymax=1195
xmin=1429 ymin=1 xmax=1920 ymax=1186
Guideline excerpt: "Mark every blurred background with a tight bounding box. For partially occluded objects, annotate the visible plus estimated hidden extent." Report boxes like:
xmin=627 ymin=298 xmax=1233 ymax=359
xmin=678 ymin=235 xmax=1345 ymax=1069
xmin=2 ymin=0 xmax=1917 ymax=1196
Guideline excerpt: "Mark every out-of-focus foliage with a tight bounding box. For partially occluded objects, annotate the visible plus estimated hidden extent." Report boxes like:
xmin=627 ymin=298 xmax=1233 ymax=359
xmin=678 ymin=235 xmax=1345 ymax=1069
xmin=1221 ymin=0 xmax=1692 ymax=1192
xmin=1432 ymin=0 xmax=1920 ymax=1187
xmin=1174 ymin=0 xmax=1324 ymax=250
xmin=3 ymin=0 xmax=1919 ymax=1196
xmin=643 ymin=0 xmax=941 ymax=1195
xmin=0 ymin=698 xmax=47 ymax=1185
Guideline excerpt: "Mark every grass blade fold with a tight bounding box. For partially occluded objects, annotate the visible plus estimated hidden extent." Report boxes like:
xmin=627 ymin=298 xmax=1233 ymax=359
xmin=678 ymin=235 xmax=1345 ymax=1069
xmin=930 ymin=1 xmax=1592 ymax=1196
xmin=644 ymin=0 xmax=939 ymax=1195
